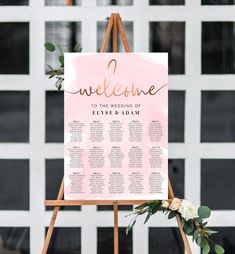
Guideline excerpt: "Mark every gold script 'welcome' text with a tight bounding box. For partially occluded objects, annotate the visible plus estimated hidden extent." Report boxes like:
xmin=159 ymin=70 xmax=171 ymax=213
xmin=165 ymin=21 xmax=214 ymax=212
xmin=66 ymin=59 xmax=167 ymax=97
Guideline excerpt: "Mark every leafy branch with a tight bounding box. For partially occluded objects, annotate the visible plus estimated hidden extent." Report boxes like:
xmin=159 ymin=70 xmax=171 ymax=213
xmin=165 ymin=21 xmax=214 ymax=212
xmin=126 ymin=199 xmax=225 ymax=254
xmin=44 ymin=41 xmax=82 ymax=91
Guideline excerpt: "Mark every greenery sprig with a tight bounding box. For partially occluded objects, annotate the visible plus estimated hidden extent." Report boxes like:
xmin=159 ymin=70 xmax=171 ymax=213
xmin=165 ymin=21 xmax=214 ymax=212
xmin=44 ymin=41 xmax=82 ymax=91
xmin=126 ymin=199 xmax=225 ymax=254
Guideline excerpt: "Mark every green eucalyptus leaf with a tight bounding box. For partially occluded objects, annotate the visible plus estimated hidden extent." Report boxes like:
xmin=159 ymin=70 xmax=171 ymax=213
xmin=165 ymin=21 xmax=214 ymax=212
xmin=137 ymin=208 xmax=148 ymax=215
xmin=59 ymin=55 xmax=64 ymax=67
xmin=196 ymin=236 xmax=208 ymax=248
xmin=215 ymin=245 xmax=225 ymax=254
xmin=57 ymin=84 xmax=62 ymax=91
xmin=131 ymin=219 xmax=136 ymax=228
xmin=185 ymin=223 xmax=194 ymax=235
xmin=187 ymin=230 xmax=194 ymax=236
xmin=126 ymin=225 xmax=131 ymax=235
xmin=196 ymin=236 xmax=201 ymax=246
xmin=148 ymin=206 xmax=154 ymax=213
xmin=164 ymin=210 xmax=169 ymax=215
xmin=148 ymin=202 xmax=160 ymax=207
xmin=73 ymin=42 xmax=82 ymax=52
xmin=183 ymin=221 xmax=194 ymax=235
xmin=195 ymin=217 xmax=203 ymax=224
xmin=135 ymin=203 xmax=148 ymax=211
xmin=168 ymin=211 xmax=176 ymax=219
xmin=202 ymin=244 xmax=210 ymax=254
xmin=49 ymin=73 xmax=55 ymax=79
xmin=205 ymin=229 xmax=218 ymax=235
xmin=144 ymin=213 xmax=151 ymax=224
xmin=161 ymin=207 xmax=166 ymax=213
xmin=198 ymin=206 xmax=211 ymax=219
xmin=200 ymin=237 xmax=208 ymax=248
xmin=44 ymin=42 xmax=55 ymax=52
xmin=193 ymin=230 xmax=200 ymax=241
xmin=47 ymin=64 xmax=54 ymax=71
xmin=126 ymin=219 xmax=136 ymax=235
xmin=183 ymin=221 xmax=188 ymax=232
xmin=152 ymin=206 xmax=160 ymax=215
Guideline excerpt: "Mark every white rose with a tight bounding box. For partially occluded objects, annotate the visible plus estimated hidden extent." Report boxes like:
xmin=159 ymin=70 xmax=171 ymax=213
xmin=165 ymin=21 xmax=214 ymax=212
xmin=169 ymin=198 xmax=182 ymax=211
xmin=179 ymin=200 xmax=196 ymax=221
xmin=162 ymin=200 xmax=170 ymax=208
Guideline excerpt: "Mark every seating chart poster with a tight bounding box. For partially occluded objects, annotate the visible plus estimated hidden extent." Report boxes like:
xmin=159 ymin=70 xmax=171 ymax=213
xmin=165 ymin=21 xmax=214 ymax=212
xmin=64 ymin=53 xmax=168 ymax=200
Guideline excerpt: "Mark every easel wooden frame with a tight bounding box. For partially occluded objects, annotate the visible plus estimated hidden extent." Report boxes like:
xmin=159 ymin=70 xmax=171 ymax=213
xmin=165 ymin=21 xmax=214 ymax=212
xmin=41 ymin=13 xmax=192 ymax=254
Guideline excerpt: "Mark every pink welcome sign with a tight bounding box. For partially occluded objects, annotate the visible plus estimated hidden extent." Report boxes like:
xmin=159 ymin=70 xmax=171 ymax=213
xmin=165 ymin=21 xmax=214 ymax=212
xmin=64 ymin=53 xmax=168 ymax=200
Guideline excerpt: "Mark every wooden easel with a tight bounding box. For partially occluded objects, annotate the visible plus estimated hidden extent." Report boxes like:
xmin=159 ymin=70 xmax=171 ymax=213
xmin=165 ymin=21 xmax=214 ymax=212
xmin=41 ymin=13 xmax=192 ymax=254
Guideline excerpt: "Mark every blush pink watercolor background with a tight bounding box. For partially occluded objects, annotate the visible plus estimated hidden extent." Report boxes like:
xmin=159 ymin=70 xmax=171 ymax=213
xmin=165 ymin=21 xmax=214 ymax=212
xmin=64 ymin=53 xmax=168 ymax=200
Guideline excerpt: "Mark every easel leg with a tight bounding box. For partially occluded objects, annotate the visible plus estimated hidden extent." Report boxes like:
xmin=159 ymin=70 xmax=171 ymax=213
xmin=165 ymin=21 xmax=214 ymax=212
xmin=100 ymin=14 xmax=114 ymax=52
xmin=113 ymin=202 xmax=119 ymax=254
xmin=112 ymin=14 xmax=118 ymax=52
xmin=116 ymin=14 xmax=130 ymax=52
xmin=42 ymin=178 xmax=64 ymax=254
xmin=168 ymin=179 xmax=192 ymax=254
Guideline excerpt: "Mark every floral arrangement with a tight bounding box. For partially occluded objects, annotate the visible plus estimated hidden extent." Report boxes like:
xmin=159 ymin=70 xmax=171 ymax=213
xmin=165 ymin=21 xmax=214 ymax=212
xmin=44 ymin=42 xmax=225 ymax=254
xmin=126 ymin=198 xmax=225 ymax=254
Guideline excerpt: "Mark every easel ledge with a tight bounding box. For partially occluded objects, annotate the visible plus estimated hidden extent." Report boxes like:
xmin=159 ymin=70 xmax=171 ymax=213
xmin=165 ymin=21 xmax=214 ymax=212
xmin=45 ymin=199 xmax=173 ymax=206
